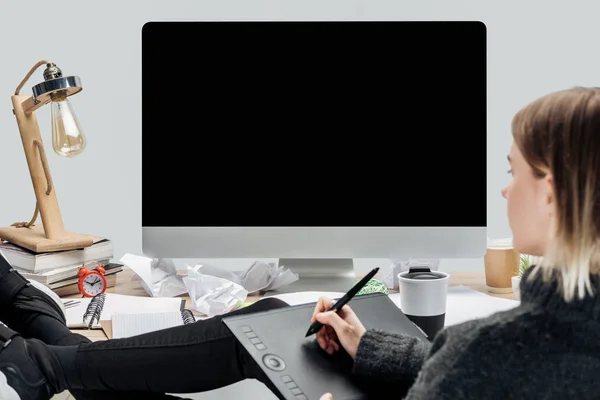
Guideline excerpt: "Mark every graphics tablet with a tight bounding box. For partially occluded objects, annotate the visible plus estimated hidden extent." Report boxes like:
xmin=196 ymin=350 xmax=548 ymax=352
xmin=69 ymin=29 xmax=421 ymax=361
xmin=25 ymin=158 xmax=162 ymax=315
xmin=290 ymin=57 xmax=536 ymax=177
xmin=222 ymin=293 xmax=427 ymax=400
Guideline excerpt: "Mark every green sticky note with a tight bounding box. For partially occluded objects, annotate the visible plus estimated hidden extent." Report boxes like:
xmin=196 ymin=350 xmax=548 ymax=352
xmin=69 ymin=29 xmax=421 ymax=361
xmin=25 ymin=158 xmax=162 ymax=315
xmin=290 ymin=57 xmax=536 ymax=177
xmin=238 ymin=301 xmax=254 ymax=309
xmin=356 ymin=278 xmax=389 ymax=296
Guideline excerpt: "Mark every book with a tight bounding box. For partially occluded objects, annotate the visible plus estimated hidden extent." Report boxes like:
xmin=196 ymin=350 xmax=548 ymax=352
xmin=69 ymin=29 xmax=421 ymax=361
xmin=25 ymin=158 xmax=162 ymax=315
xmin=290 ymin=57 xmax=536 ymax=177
xmin=63 ymin=293 xmax=186 ymax=329
xmin=47 ymin=262 xmax=122 ymax=289
xmin=48 ymin=263 xmax=122 ymax=296
xmin=0 ymin=236 xmax=113 ymax=272
xmin=52 ymin=273 xmax=119 ymax=297
xmin=14 ymin=259 xmax=111 ymax=285
xmin=111 ymin=310 xmax=197 ymax=338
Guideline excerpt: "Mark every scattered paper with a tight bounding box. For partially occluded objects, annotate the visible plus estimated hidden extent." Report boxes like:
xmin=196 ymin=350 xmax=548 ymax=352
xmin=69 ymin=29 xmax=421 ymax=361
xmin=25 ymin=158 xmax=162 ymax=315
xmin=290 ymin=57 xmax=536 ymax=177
xmin=192 ymin=261 xmax=299 ymax=294
xmin=120 ymin=254 xmax=187 ymax=298
xmin=182 ymin=265 xmax=248 ymax=317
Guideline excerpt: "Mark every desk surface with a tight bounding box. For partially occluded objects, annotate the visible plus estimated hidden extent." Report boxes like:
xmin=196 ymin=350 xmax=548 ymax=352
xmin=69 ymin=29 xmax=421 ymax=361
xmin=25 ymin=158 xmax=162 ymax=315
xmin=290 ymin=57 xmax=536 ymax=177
xmin=67 ymin=268 xmax=516 ymax=341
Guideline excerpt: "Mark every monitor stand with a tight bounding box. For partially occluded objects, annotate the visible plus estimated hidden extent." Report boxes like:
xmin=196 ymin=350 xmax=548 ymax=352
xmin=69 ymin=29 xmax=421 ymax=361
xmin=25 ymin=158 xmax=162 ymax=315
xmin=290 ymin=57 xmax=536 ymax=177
xmin=269 ymin=258 xmax=357 ymax=294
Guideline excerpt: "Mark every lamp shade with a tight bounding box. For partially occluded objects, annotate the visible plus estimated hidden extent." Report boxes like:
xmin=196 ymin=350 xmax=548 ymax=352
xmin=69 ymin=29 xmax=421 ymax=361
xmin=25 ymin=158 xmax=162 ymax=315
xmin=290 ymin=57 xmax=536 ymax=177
xmin=30 ymin=65 xmax=86 ymax=157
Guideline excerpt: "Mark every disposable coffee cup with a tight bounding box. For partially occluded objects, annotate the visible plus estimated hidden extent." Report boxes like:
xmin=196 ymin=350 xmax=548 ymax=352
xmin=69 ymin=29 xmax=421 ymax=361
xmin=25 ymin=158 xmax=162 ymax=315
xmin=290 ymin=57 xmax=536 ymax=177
xmin=398 ymin=267 xmax=449 ymax=341
xmin=484 ymin=238 xmax=520 ymax=294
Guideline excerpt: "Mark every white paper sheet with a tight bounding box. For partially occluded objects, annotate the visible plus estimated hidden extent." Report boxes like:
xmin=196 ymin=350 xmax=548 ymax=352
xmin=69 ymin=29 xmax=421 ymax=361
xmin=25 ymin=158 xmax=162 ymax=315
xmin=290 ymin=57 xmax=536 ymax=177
xmin=183 ymin=265 xmax=248 ymax=316
xmin=264 ymin=287 xmax=519 ymax=327
xmin=388 ymin=285 xmax=519 ymax=326
xmin=120 ymin=254 xmax=188 ymax=297
xmin=191 ymin=261 xmax=299 ymax=294
xmin=63 ymin=293 xmax=185 ymax=328
xmin=262 ymin=291 xmax=346 ymax=306
xmin=112 ymin=311 xmax=185 ymax=338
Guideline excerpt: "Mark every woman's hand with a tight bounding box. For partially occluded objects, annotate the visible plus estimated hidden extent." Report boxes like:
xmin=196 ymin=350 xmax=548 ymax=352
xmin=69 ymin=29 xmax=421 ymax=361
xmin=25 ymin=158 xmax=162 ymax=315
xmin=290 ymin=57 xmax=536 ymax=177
xmin=320 ymin=393 xmax=333 ymax=400
xmin=311 ymin=297 xmax=367 ymax=359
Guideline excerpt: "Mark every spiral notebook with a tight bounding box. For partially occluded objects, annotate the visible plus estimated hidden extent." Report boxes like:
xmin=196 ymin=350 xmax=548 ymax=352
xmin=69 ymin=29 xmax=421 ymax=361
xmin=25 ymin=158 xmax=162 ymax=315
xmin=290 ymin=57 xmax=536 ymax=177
xmin=64 ymin=293 xmax=187 ymax=329
xmin=109 ymin=310 xmax=198 ymax=338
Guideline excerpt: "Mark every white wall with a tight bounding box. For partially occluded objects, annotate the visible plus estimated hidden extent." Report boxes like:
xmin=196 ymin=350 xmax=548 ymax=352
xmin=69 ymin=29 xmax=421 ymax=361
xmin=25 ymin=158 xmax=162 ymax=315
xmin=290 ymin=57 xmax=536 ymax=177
xmin=3 ymin=1 xmax=600 ymax=397
xmin=1 ymin=1 xmax=598 ymax=262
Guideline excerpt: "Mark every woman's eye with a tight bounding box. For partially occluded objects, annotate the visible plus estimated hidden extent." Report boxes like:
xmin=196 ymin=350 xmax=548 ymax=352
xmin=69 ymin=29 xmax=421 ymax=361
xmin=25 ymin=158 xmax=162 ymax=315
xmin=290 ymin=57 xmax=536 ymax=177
xmin=507 ymin=169 xmax=513 ymax=174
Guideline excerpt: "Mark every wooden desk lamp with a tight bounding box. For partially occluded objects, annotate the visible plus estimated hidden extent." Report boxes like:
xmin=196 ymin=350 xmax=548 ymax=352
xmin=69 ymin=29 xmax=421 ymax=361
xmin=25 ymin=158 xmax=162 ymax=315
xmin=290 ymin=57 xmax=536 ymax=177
xmin=0 ymin=60 xmax=93 ymax=253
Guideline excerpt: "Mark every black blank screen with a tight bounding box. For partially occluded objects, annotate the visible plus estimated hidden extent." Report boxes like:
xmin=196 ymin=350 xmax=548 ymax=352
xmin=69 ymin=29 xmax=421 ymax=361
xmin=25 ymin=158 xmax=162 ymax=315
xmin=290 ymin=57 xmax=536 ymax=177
xmin=142 ymin=21 xmax=486 ymax=227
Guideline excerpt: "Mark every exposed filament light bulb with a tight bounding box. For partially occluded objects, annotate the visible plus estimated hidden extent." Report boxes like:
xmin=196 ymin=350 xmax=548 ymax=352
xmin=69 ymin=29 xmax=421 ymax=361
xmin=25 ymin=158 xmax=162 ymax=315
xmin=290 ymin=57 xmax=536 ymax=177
xmin=50 ymin=93 xmax=86 ymax=158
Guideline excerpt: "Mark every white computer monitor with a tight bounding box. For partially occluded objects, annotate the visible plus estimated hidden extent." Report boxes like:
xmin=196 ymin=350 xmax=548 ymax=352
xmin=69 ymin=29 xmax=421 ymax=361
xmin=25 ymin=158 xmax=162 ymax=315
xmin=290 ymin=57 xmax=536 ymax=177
xmin=141 ymin=21 xmax=487 ymax=292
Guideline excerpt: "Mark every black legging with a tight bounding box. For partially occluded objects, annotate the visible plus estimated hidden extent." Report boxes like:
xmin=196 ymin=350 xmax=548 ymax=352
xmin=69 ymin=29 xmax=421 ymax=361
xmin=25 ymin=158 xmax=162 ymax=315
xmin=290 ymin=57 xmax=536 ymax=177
xmin=36 ymin=297 xmax=288 ymax=399
xmin=1 ymin=253 xmax=288 ymax=399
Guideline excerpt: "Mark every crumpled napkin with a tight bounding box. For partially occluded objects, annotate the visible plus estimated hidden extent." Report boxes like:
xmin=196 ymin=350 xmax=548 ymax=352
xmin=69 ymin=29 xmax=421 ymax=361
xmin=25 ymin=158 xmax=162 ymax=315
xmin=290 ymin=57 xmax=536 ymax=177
xmin=182 ymin=265 xmax=248 ymax=316
xmin=191 ymin=261 xmax=299 ymax=294
xmin=382 ymin=258 xmax=440 ymax=290
xmin=120 ymin=254 xmax=188 ymax=297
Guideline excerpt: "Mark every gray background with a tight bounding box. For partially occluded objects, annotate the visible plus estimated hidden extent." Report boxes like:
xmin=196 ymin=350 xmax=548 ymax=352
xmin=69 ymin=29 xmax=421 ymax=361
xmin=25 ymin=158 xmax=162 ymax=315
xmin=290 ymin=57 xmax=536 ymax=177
xmin=2 ymin=0 xmax=600 ymax=398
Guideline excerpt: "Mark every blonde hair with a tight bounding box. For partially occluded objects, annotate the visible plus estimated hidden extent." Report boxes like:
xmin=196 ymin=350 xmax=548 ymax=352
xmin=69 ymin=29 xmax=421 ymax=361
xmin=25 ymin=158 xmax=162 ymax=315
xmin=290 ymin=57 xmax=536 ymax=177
xmin=512 ymin=87 xmax=600 ymax=302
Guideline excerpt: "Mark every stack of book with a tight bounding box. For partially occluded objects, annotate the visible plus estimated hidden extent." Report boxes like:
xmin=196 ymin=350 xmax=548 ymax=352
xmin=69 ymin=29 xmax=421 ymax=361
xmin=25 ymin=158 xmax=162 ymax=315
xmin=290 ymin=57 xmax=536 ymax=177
xmin=0 ymin=236 xmax=123 ymax=296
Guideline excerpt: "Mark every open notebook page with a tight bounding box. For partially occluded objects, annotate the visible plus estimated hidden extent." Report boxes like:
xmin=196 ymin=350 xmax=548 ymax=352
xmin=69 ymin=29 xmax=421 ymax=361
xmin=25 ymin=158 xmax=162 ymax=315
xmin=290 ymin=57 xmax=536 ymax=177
xmin=64 ymin=293 xmax=185 ymax=329
xmin=112 ymin=312 xmax=186 ymax=338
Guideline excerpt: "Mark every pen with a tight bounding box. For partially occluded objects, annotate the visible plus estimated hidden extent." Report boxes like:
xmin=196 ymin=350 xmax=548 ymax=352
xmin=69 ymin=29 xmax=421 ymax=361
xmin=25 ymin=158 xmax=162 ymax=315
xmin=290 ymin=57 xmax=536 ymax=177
xmin=305 ymin=267 xmax=380 ymax=337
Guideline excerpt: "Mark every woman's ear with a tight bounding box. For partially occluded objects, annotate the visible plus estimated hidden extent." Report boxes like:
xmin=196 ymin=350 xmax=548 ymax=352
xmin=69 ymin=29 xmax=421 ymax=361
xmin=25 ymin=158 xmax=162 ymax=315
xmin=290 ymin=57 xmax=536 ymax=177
xmin=544 ymin=174 xmax=555 ymax=216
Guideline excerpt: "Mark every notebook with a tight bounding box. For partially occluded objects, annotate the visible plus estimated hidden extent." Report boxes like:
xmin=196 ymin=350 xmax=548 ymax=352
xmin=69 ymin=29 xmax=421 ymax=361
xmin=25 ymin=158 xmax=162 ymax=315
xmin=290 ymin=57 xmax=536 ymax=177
xmin=64 ymin=293 xmax=186 ymax=329
xmin=110 ymin=310 xmax=198 ymax=338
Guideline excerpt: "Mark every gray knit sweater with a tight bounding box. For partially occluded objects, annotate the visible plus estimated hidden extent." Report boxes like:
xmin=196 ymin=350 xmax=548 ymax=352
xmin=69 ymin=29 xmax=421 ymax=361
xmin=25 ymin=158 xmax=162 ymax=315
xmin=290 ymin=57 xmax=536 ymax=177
xmin=352 ymin=266 xmax=600 ymax=399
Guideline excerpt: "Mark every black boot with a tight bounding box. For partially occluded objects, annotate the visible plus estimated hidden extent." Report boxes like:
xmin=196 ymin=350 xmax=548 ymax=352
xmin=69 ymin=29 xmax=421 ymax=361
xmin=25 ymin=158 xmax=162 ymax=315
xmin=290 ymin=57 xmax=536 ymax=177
xmin=0 ymin=254 xmax=66 ymax=335
xmin=0 ymin=323 xmax=65 ymax=399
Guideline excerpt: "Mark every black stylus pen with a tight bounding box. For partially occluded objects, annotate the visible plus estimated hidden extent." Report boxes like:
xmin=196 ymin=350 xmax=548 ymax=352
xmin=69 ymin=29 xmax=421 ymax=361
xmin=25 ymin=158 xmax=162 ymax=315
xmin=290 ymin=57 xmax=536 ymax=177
xmin=305 ymin=267 xmax=380 ymax=337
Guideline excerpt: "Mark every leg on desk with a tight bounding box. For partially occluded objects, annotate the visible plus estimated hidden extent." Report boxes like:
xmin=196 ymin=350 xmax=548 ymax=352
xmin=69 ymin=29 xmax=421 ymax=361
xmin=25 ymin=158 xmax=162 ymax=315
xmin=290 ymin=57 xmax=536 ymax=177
xmin=0 ymin=253 xmax=194 ymax=400
xmin=0 ymin=254 xmax=289 ymax=397
xmin=69 ymin=298 xmax=288 ymax=395
xmin=0 ymin=253 xmax=68 ymax=341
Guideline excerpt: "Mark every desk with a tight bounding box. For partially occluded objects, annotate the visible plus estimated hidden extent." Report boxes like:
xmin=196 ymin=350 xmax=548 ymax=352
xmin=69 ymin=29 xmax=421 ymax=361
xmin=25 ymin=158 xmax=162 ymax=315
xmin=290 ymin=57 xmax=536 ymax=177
xmin=67 ymin=268 xmax=516 ymax=341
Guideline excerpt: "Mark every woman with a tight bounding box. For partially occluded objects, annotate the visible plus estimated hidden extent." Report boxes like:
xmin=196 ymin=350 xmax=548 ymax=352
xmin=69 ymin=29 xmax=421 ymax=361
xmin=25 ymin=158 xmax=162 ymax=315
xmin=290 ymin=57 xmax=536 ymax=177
xmin=2 ymin=86 xmax=599 ymax=399
xmin=314 ymin=86 xmax=600 ymax=399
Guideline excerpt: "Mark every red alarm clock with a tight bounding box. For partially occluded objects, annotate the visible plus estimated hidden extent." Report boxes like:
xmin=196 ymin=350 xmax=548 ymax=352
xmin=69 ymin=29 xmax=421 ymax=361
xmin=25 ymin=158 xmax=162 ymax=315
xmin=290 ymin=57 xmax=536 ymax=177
xmin=77 ymin=265 xmax=107 ymax=297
